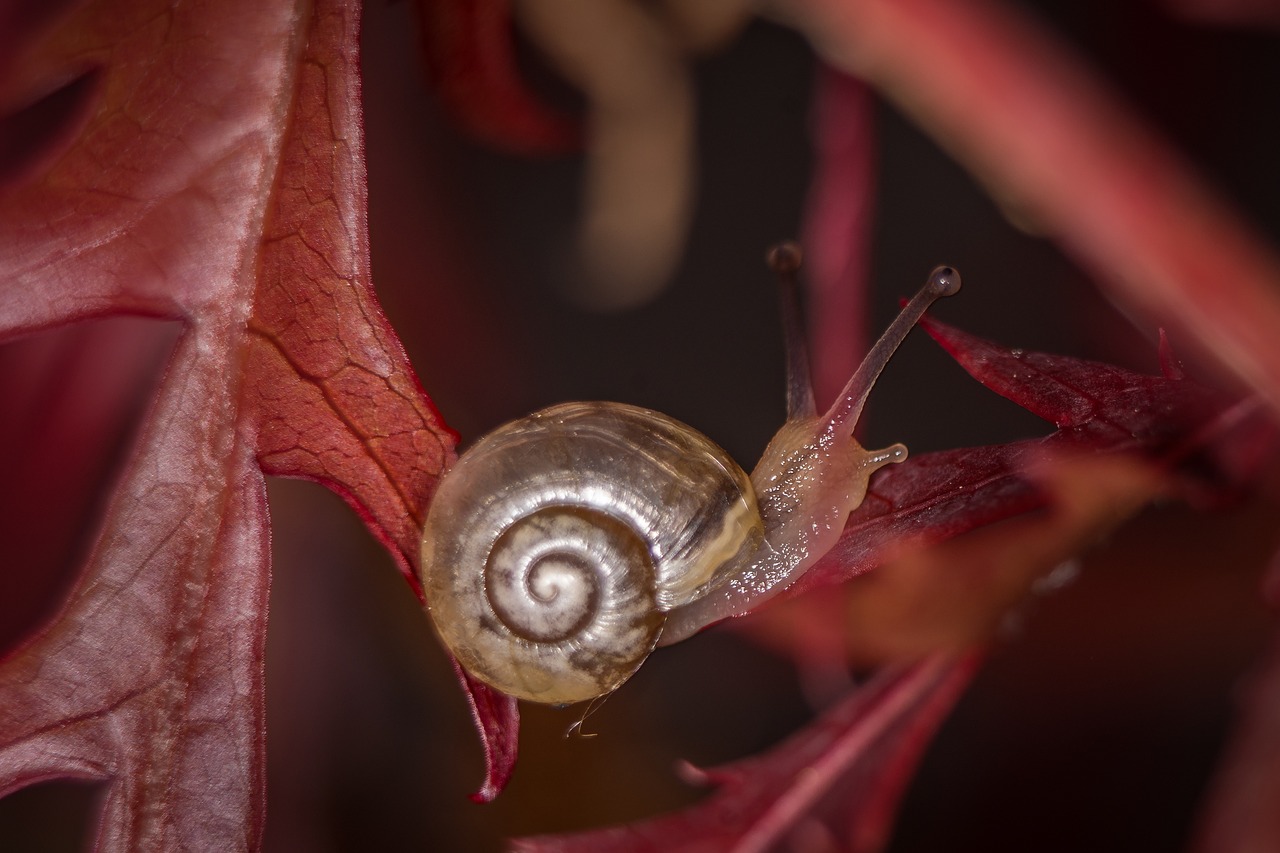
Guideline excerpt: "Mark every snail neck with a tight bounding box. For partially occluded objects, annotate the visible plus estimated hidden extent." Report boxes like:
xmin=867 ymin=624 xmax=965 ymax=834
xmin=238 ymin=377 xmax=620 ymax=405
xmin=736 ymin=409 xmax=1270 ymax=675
xmin=659 ymin=421 xmax=904 ymax=646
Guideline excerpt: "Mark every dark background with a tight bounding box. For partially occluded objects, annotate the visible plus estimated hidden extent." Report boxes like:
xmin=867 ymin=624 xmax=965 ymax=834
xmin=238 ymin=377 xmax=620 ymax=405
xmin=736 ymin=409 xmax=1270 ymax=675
xmin=2 ymin=0 xmax=1279 ymax=850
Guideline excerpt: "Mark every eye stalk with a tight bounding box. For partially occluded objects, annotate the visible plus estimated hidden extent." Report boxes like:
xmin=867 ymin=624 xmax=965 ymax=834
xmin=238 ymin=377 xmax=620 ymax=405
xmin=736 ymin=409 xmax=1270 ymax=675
xmin=929 ymin=265 xmax=962 ymax=297
xmin=659 ymin=253 xmax=960 ymax=644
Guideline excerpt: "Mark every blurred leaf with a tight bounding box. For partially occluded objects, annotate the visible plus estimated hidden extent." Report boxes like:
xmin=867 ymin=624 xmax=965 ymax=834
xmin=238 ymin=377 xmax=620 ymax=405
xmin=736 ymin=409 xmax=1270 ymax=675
xmin=1193 ymin=625 xmax=1280 ymax=853
xmin=413 ymin=0 xmax=580 ymax=154
xmin=513 ymin=655 xmax=978 ymax=853
xmin=783 ymin=0 xmax=1280 ymax=414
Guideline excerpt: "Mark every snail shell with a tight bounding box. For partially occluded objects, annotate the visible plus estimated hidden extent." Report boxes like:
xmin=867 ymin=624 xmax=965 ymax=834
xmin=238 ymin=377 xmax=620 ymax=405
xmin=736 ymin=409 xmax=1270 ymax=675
xmin=420 ymin=401 xmax=763 ymax=704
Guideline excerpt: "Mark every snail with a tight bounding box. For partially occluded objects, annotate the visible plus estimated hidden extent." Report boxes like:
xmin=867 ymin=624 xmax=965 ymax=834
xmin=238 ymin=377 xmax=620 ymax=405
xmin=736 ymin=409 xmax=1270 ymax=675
xmin=420 ymin=249 xmax=961 ymax=704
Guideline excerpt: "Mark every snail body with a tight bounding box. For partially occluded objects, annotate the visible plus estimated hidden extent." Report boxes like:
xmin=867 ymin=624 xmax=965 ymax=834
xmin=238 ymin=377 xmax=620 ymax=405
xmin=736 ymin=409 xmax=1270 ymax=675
xmin=420 ymin=261 xmax=961 ymax=704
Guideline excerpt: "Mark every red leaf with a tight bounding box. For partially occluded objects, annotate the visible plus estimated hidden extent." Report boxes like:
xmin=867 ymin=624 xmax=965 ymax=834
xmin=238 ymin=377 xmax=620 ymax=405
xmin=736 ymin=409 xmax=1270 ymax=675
xmin=513 ymin=655 xmax=978 ymax=853
xmin=751 ymin=453 xmax=1169 ymax=671
xmin=1191 ymin=484 xmax=1280 ymax=853
xmin=412 ymin=0 xmax=580 ymax=154
xmin=1192 ymin=630 xmax=1280 ymax=853
xmin=923 ymin=316 xmax=1209 ymax=431
xmin=789 ymin=318 xmax=1272 ymax=601
xmin=0 ymin=0 xmax=515 ymax=845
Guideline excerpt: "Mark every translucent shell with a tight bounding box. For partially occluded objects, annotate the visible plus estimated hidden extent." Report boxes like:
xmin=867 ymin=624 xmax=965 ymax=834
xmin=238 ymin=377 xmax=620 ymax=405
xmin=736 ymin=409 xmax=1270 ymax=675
xmin=420 ymin=402 xmax=763 ymax=704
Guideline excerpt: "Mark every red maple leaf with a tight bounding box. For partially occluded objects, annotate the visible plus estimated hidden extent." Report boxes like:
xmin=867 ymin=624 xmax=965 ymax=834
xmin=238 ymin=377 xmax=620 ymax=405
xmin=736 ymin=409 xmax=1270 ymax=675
xmin=513 ymin=655 xmax=979 ymax=853
xmin=503 ymin=321 xmax=1272 ymax=853
xmin=0 ymin=1 xmax=514 ymax=848
xmin=793 ymin=316 xmax=1271 ymax=601
xmin=745 ymin=319 xmax=1273 ymax=677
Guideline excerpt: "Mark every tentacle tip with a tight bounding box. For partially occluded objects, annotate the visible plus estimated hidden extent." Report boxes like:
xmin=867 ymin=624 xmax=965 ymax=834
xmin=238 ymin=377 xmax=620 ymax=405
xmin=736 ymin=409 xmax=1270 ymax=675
xmin=863 ymin=442 xmax=908 ymax=470
xmin=927 ymin=265 xmax=961 ymax=297
xmin=767 ymin=241 xmax=804 ymax=275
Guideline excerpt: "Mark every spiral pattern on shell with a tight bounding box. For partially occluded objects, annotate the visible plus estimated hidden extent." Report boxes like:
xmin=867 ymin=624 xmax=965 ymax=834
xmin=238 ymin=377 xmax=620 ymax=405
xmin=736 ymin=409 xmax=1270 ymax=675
xmin=420 ymin=402 xmax=763 ymax=704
